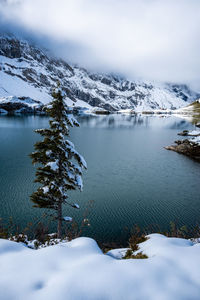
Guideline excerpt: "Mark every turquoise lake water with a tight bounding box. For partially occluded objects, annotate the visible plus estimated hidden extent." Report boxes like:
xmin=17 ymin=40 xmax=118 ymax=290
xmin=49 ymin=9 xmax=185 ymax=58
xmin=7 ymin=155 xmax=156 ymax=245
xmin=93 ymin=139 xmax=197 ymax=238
xmin=0 ymin=114 xmax=200 ymax=244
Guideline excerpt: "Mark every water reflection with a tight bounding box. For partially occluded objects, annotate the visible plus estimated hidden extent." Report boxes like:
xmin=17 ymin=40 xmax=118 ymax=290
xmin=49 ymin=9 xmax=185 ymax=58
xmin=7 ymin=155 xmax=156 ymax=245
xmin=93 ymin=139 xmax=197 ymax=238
xmin=0 ymin=114 xmax=195 ymax=131
xmin=76 ymin=114 xmax=194 ymax=131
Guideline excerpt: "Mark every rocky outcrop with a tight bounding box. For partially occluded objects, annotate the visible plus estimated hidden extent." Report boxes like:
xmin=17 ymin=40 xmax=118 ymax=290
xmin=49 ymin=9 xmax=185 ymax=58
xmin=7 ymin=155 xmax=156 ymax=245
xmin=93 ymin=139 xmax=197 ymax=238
xmin=165 ymin=140 xmax=200 ymax=162
xmin=178 ymin=130 xmax=200 ymax=137
xmin=165 ymin=131 xmax=200 ymax=162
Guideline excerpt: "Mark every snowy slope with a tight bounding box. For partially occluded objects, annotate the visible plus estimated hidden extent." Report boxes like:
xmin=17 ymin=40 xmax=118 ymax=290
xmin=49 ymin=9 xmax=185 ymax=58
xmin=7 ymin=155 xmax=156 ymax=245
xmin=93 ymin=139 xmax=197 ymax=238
xmin=0 ymin=234 xmax=200 ymax=300
xmin=0 ymin=95 xmax=44 ymax=114
xmin=0 ymin=34 xmax=199 ymax=111
xmin=175 ymin=99 xmax=200 ymax=114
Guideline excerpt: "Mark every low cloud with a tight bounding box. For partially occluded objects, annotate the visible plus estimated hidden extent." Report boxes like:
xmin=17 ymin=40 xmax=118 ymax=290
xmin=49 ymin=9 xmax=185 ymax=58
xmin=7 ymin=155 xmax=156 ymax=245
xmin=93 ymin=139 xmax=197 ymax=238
xmin=0 ymin=0 xmax=200 ymax=89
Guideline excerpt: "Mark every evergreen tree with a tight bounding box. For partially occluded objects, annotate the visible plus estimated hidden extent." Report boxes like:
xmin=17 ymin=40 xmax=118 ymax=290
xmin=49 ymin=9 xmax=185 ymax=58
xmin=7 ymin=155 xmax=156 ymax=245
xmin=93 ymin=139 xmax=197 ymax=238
xmin=30 ymin=86 xmax=87 ymax=238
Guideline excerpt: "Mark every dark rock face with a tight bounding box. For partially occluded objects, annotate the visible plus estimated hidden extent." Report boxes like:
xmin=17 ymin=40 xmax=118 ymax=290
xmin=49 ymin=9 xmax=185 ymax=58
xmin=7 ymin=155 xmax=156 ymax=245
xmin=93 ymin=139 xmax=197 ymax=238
xmin=165 ymin=139 xmax=200 ymax=162
xmin=169 ymin=84 xmax=192 ymax=102
xmin=0 ymin=38 xmax=21 ymax=58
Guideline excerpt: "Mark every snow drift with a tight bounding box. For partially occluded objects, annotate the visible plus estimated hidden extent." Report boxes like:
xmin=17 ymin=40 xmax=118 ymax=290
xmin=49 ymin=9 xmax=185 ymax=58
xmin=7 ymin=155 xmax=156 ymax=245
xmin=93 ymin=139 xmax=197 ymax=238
xmin=0 ymin=234 xmax=200 ymax=300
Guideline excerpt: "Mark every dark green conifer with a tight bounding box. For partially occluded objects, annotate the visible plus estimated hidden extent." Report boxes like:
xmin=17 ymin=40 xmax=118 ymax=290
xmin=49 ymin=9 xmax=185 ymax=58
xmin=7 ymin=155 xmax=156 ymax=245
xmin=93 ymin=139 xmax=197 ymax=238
xmin=30 ymin=86 xmax=87 ymax=238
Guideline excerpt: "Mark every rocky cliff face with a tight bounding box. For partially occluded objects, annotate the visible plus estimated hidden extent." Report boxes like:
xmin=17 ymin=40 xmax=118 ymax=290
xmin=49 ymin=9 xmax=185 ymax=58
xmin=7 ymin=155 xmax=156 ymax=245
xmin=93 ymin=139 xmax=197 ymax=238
xmin=0 ymin=34 xmax=199 ymax=111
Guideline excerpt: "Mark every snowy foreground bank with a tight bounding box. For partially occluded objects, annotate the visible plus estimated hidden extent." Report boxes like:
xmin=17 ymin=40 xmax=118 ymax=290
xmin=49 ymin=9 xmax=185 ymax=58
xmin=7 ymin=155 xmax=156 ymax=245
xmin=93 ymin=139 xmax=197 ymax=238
xmin=0 ymin=234 xmax=200 ymax=300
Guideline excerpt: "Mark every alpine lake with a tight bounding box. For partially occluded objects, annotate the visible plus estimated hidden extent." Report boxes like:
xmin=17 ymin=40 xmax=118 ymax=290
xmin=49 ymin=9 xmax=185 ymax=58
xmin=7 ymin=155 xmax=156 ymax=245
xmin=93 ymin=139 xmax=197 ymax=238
xmin=0 ymin=113 xmax=200 ymax=245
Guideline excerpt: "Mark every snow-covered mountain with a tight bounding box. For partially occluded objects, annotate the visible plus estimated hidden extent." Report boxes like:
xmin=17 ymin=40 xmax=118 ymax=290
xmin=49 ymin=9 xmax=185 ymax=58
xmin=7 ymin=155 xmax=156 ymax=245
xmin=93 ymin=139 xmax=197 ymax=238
xmin=0 ymin=34 xmax=199 ymax=112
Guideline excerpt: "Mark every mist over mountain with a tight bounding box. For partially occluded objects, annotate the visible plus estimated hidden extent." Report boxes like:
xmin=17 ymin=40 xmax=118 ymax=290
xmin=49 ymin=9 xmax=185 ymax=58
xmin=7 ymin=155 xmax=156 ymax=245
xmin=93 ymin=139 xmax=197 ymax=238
xmin=1 ymin=0 xmax=200 ymax=90
xmin=0 ymin=34 xmax=199 ymax=112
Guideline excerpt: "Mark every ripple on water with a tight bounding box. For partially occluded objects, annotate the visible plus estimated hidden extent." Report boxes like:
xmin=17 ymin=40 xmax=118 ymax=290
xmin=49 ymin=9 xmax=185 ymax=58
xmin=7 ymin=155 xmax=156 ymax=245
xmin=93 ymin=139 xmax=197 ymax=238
xmin=0 ymin=115 xmax=199 ymax=243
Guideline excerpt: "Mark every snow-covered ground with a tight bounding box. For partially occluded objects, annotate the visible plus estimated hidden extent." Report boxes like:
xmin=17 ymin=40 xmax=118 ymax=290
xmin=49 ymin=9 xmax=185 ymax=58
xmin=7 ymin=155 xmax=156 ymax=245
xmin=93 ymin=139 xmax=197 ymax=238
xmin=189 ymin=133 xmax=200 ymax=145
xmin=190 ymin=136 xmax=200 ymax=145
xmin=0 ymin=95 xmax=41 ymax=107
xmin=0 ymin=70 xmax=51 ymax=104
xmin=0 ymin=234 xmax=200 ymax=300
xmin=186 ymin=130 xmax=200 ymax=136
xmin=182 ymin=129 xmax=200 ymax=145
xmin=175 ymin=99 xmax=200 ymax=114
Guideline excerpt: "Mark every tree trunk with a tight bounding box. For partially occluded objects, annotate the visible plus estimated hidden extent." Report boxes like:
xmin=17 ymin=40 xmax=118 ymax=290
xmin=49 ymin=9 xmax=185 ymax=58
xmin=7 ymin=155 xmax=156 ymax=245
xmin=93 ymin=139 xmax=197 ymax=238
xmin=57 ymin=201 xmax=62 ymax=239
xmin=57 ymin=153 xmax=63 ymax=239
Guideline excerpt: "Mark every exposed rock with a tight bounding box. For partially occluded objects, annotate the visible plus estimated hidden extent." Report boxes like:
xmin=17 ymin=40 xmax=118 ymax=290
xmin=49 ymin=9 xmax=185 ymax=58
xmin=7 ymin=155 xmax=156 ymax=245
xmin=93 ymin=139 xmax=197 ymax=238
xmin=165 ymin=139 xmax=200 ymax=162
xmin=178 ymin=130 xmax=190 ymax=136
xmin=93 ymin=109 xmax=110 ymax=115
xmin=178 ymin=130 xmax=200 ymax=137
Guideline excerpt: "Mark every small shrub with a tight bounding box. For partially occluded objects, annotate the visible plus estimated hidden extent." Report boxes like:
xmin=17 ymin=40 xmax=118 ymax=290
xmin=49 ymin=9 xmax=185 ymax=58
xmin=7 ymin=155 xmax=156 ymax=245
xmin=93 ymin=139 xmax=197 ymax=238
xmin=34 ymin=222 xmax=49 ymax=243
xmin=9 ymin=233 xmax=28 ymax=244
xmin=123 ymin=250 xmax=148 ymax=259
xmin=34 ymin=240 xmax=40 ymax=250
xmin=123 ymin=249 xmax=133 ymax=259
xmin=132 ymin=252 xmax=148 ymax=259
xmin=128 ymin=225 xmax=148 ymax=251
xmin=65 ymin=200 xmax=94 ymax=241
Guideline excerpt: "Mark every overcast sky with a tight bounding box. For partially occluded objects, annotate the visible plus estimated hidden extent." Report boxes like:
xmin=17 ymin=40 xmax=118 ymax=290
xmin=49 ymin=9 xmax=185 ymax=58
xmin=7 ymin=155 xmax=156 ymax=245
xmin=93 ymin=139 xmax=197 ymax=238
xmin=0 ymin=0 xmax=200 ymax=89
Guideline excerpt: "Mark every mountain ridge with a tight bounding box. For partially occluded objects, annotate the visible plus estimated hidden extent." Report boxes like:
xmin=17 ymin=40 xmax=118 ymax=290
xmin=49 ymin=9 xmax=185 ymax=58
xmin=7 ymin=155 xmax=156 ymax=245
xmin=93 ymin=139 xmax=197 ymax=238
xmin=0 ymin=34 xmax=199 ymax=111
